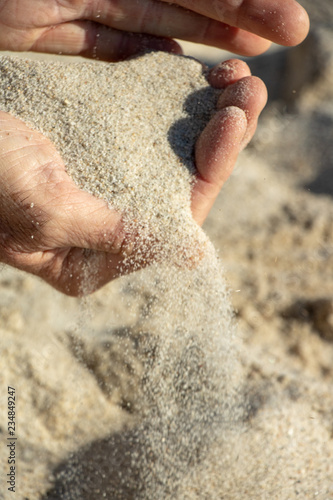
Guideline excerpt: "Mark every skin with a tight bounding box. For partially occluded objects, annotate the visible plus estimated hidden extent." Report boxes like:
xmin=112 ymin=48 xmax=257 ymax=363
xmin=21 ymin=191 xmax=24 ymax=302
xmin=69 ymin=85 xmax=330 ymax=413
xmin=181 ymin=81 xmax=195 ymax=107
xmin=0 ymin=60 xmax=267 ymax=296
xmin=0 ymin=0 xmax=309 ymax=59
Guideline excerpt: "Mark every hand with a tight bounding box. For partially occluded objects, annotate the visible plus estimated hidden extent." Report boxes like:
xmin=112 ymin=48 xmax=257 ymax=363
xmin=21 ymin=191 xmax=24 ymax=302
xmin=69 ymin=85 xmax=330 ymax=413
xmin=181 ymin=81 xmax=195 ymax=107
xmin=0 ymin=60 xmax=266 ymax=296
xmin=0 ymin=0 xmax=309 ymax=60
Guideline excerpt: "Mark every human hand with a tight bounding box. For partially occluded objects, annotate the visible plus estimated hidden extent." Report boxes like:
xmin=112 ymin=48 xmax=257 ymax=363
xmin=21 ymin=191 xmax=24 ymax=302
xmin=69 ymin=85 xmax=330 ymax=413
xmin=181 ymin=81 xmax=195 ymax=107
xmin=0 ymin=60 xmax=266 ymax=296
xmin=0 ymin=0 xmax=309 ymax=60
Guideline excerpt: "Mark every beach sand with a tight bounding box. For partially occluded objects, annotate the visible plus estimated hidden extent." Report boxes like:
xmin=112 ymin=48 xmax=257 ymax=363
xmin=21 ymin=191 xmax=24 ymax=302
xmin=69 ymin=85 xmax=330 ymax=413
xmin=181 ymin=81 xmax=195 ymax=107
xmin=1 ymin=0 xmax=333 ymax=497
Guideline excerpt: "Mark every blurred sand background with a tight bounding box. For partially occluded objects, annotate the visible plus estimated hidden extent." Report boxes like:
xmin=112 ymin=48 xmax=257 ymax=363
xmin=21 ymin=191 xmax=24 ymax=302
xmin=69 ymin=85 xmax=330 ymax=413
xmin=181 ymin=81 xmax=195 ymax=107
xmin=1 ymin=0 xmax=333 ymax=498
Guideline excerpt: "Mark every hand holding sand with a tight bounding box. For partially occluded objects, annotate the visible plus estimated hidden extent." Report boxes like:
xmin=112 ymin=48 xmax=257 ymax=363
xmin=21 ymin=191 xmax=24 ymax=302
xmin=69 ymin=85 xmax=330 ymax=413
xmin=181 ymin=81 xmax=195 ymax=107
xmin=0 ymin=0 xmax=309 ymax=59
xmin=0 ymin=58 xmax=266 ymax=295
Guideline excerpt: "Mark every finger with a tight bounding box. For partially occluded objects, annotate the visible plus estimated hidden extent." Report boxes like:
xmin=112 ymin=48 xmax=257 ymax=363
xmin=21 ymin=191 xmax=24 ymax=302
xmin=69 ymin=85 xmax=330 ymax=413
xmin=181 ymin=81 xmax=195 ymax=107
xmin=31 ymin=19 xmax=268 ymax=60
xmin=192 ymin=76 xmax=267 ymax=225
xmin=48 ymin=229 xmax=205 ymax=296
xmin=208 ymin=59 xmax=252 ymax=88
xmin=31 ymin=21 xmax=182 ymax=61
xmin=161 ymin=0 xmax=310 ymax=47
xmin=192 ymin=107 xmax=247 ymax=225
xmin=0 ymin=238 xmax=121 ymax=296
xmin=38 ymin=178 xmax=131 ymax=255
xmin=40 ymin=247 xmax=126 ymax=296
xmin=82 ymin=0 xmax=271 ymax=56
xmin=31 ymin=0 xmax=307 ymax=57
xmin=217 ymin=75 xmax=268 ymax=148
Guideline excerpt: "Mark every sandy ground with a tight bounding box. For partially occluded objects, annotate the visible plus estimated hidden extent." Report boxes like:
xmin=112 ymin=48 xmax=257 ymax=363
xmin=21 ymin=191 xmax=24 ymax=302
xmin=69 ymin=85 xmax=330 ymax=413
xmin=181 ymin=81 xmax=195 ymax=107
xmin=1 ymin=1 xmax=333 ymax=498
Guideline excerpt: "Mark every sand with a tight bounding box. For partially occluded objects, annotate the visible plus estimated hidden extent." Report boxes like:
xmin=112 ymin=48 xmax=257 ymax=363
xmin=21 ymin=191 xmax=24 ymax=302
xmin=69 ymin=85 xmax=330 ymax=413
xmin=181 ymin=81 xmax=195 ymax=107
xmin=1 ymin=5 xmax=333 ymax=498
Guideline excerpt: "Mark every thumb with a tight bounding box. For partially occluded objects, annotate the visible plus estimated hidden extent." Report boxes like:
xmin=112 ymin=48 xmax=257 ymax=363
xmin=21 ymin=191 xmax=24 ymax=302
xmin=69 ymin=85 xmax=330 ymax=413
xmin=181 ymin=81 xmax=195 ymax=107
xmin=50 ymin=185 xmax=132 ymax=256
xmin=41 ymin=186 xmax=141 ymax=296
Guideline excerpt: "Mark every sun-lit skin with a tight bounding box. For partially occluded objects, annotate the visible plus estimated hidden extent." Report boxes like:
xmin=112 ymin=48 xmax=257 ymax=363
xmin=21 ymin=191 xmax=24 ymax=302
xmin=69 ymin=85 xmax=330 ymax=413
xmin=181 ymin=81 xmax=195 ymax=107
xmin=0 ymin=0 xmax=309 ymax=59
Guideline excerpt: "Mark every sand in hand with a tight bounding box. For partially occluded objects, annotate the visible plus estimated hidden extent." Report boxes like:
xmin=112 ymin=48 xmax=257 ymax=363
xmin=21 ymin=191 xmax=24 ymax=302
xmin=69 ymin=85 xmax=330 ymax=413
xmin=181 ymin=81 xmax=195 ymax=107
xmin=0 ymin=52 xmax=242 ymax=498
xmin=0 ymin=52 xmax=220 ymax=267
